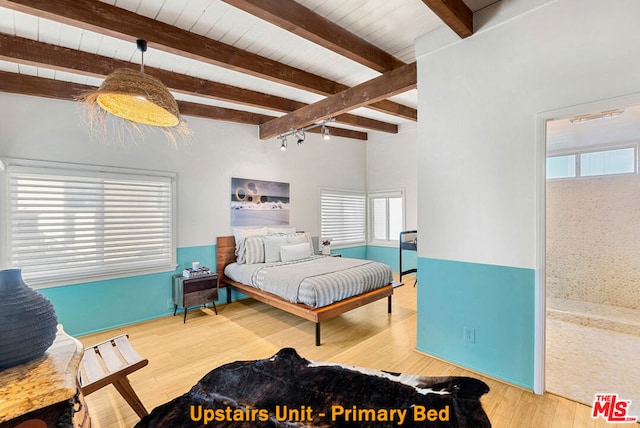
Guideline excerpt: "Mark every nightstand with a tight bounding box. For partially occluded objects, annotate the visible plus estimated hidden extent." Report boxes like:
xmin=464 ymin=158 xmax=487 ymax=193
xmin=172 ymin=274 xmax=219 ymax=323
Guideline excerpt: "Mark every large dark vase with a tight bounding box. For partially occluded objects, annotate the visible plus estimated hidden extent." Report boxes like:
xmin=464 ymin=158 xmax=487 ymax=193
xmin=0 ymin=268 xmax=58 ymax=370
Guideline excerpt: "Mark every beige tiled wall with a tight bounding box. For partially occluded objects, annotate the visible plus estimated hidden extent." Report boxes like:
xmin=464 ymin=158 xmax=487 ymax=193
xmin=546 ymin=175 xmax=640 ymax=310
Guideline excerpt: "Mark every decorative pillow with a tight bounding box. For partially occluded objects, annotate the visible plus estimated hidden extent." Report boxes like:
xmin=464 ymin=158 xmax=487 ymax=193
xmin=263 ymin=232 xmax=312 ymax=263
xmin=280 ymin=242 xmax=313 ymax=262
xmin=244 ymin=236 xmax=265 ymax=264
xmin=233 ymin=227 xmax=268 ymax=264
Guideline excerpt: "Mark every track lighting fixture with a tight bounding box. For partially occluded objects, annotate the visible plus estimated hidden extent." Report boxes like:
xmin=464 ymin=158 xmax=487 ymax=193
xmin=276 ymin=118 xmax=335 ymax=150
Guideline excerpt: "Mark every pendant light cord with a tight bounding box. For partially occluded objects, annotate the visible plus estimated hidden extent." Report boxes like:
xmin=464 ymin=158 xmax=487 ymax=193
xmin=136 ymin=39 xmax=148 ymax=74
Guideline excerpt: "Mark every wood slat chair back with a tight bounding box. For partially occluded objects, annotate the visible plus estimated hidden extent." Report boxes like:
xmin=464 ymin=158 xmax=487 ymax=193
xmin=78 ymin=334 xmax=149 ymax=418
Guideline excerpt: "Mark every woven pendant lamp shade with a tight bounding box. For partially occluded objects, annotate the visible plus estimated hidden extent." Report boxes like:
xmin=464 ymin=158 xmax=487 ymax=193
xmin=81 ymin=68 xmax=189 ymax=146
xmin=95 ymin=68 xmax=180 ymax=127
xmin=80 ymin=40 xmax=189 ymax=146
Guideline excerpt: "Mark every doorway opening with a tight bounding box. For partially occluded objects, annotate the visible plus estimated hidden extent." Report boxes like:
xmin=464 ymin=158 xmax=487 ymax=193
xmin=544 ymin=104 xmax=640 ymax=415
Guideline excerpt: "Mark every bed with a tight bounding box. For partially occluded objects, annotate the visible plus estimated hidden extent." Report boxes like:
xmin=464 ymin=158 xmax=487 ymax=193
xmin=216 ymin=231 xmax=400 ymax=346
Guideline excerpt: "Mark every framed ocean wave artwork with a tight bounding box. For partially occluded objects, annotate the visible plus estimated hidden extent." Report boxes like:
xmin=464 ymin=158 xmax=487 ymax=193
xmin=231 ymin=177 xmax=290 ymax=226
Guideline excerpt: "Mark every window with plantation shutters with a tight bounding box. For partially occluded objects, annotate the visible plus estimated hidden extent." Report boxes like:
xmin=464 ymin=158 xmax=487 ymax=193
xmin=368 ymin=189 xmax=404 ymax=245
xmin=320 ymin=189 xmax=366 ymax=247
xmin=2 ymin=159 xmax=176 ymax=288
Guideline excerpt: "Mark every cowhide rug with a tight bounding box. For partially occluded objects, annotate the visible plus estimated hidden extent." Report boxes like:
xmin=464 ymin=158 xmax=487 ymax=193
xmin=136 ymin=348 xmax=491 ymax=427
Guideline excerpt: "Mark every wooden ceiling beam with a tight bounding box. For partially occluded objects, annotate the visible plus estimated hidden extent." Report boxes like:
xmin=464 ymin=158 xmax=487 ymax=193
xmin=221 ymin=0 xmax=405 ymax=73
xmin=181 ymin=102 xmax=365 ymax=139
xmin=0 ymin=0 xmax=416 ymax=122
xmin=260 ymin=62 xmax=416 ymax=140
xmin=180 ymin=101 xmax=367 ymax=139
xmin=421 ymin=0 xmax=473 ymax=38
xmin=303 ymin=126 xmax=367 ymax=141
xmin=178 ymin=101 xmax=274 ymax=126
xmin=0 ymin=34 xmax=395 ymax=134
xmin=0 ymin=72 xmax=367 ymax=140
xmin=0 ymin=70 xmax=268 ymax=124
xmin=0 ymin=70 xmax=87 ymax=101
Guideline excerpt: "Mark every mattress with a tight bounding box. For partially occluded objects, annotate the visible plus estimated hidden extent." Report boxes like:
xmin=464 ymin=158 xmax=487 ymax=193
xmin=224 ymin=255 xmax=393 ymax=308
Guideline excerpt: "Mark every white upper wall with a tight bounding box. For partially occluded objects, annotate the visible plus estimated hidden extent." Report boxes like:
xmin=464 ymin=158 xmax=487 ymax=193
xmin=0 ymin=93 xmax=367 ymax=248
xmin=416 ymin=0 xmax=640 ymax=268
xmin=366 ymin=123 xmax=418 ymax=231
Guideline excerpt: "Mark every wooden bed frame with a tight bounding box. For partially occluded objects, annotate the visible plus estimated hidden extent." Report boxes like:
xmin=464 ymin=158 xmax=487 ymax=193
xmin=216 ymin=236 xmax=399 ymax=346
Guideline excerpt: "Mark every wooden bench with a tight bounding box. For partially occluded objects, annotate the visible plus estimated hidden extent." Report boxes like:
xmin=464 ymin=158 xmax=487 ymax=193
xmin=78 ymin=334 xmax=149 ymax=418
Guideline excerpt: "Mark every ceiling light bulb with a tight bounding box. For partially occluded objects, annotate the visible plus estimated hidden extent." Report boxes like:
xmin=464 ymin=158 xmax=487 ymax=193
xmin=321 ymin=124 xmax=330 ymax=141
xmin=280 ymin=137 xmax=288 ymax=151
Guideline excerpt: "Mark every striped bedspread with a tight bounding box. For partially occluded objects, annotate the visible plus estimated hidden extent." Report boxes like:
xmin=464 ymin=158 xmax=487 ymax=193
xmin=249 ymin=256 xmax=393 ymax=308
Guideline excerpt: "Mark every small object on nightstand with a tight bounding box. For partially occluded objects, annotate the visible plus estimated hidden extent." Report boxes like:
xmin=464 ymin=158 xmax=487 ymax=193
xmin=172 ymin=273 xmax=218 ymax=323
xmin=182 ymin=265 xmax=211 ymax=279
xmin=320 ymin=238 xmax=332 ymax=255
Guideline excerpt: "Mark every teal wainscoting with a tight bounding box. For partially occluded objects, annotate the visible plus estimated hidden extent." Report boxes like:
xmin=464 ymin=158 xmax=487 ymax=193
xmin=416 ymin=258 xmax=535 ymax=389
xmin=39 ymin=244 xmax=398 ymax=338
xmin=332 ymin=246 xmax=367 ymax=259
xmin=366 ymin=245 xmax=417 ymax=274
xmin=40 ymin=245 xmax=223 ymax=337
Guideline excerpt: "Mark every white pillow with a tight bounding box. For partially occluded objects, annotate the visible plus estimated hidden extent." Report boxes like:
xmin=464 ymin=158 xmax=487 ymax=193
xmin=267 ymin=226 xmax=297 ymax=235
xmin=244 ymin=236 xmax=265 ymax=264
xmin=233 ymin=227 xmax=268 ymax=264
xmin=263 ymin=233 xmax=312 ymax=263
xmin=280 ymin=242 xmax=313 ymax=262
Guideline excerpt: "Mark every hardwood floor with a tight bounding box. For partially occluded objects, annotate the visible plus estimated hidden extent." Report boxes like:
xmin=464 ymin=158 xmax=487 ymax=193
xmin=78 ymin=277 xmax=628 ymax=427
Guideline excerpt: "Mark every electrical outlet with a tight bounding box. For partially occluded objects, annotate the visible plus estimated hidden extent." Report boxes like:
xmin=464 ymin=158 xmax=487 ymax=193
xmin=463 ymin=327 xmax=475 ymax=344
xmin=167 ymin=298 xmax=174 ymax=309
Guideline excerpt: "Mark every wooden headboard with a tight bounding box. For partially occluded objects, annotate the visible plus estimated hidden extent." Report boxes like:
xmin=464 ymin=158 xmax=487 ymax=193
xmin=216 ymin=231 xmax=306 ymax=284
xmin=216 ymin=236 xmax=237 ymax=284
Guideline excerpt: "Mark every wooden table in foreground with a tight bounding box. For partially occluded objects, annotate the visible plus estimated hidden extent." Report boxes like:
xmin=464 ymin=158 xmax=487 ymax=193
xmin=0 ymin=325 xmax=90 ymax=428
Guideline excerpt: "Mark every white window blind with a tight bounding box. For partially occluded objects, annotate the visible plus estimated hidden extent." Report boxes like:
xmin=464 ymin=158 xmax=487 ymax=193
xmin=320 ymin=189 xmax=366 ymax=247
xmin=4 ymin=161 xmax=176 ymax=288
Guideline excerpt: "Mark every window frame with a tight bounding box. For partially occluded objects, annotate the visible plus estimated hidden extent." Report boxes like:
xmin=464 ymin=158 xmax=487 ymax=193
xmin=319 ymin=188 xmax=366 ymax=248
xmin=0 ymin=158 xmax=177 ymax=289
xmin=367 ymin=189 xmax=405 ymax=247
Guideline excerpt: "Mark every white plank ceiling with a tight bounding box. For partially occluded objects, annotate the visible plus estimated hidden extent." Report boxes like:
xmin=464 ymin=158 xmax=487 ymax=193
xmin=0 ymin=0 xmax=498 ymax=138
